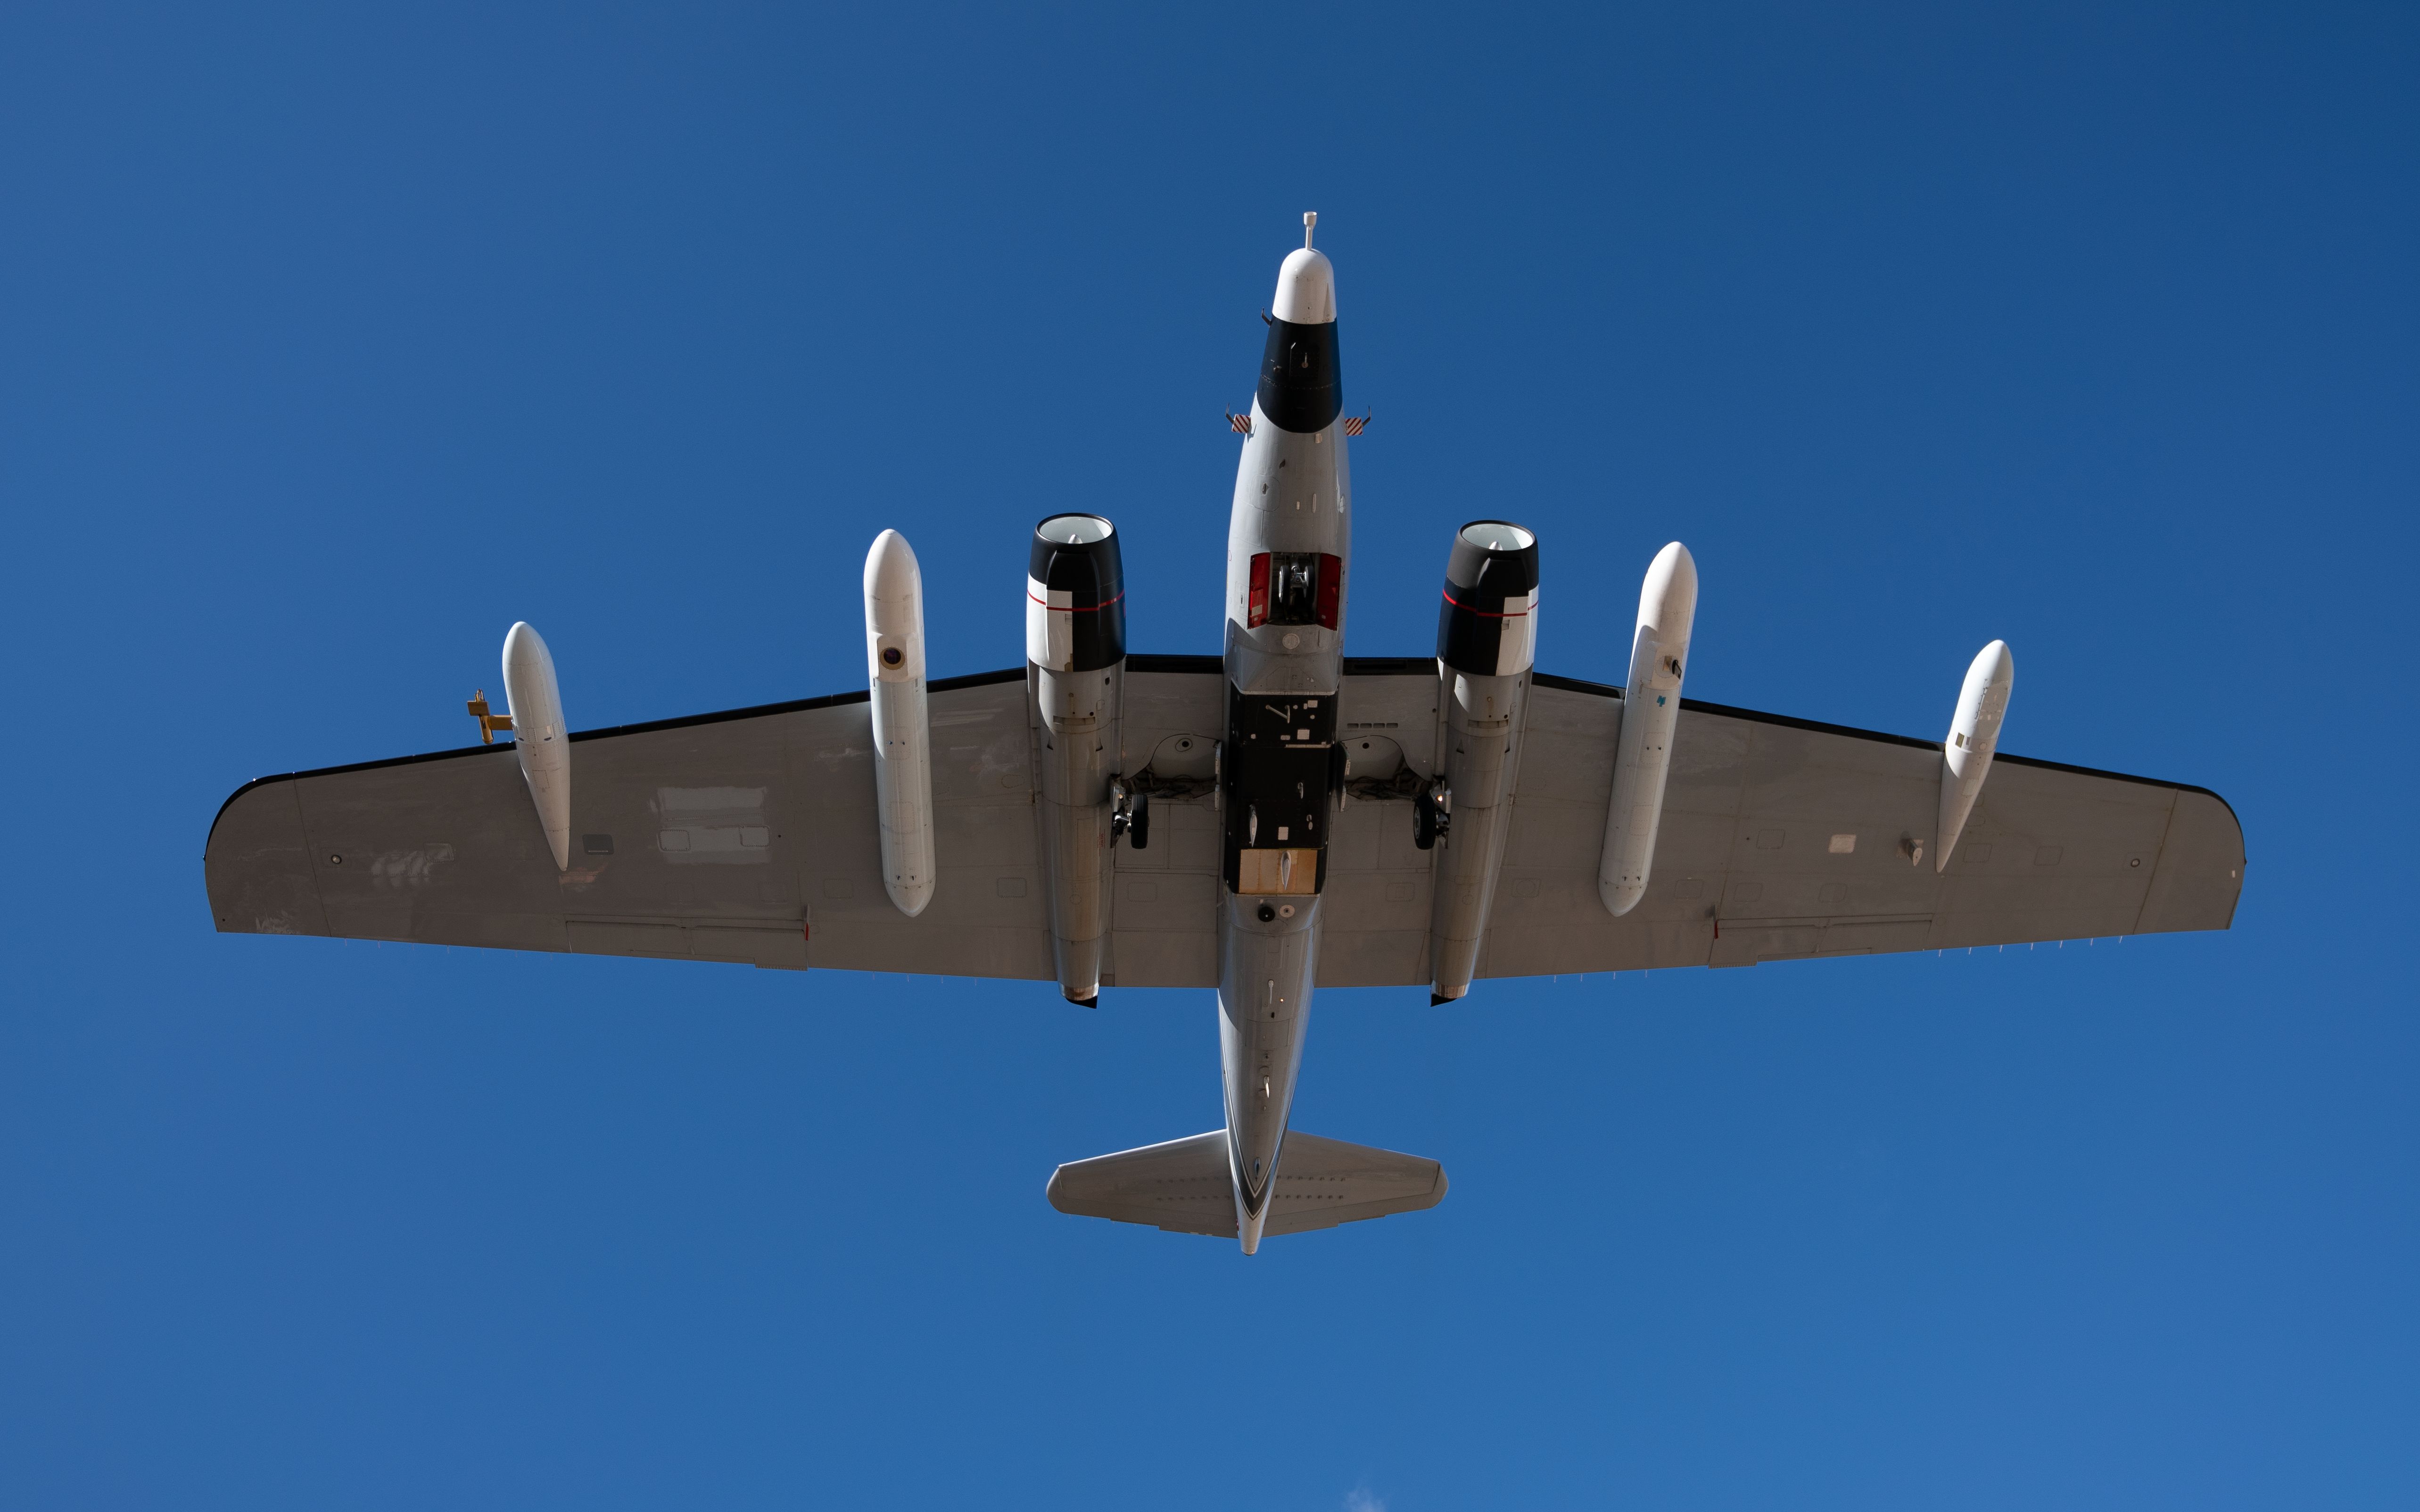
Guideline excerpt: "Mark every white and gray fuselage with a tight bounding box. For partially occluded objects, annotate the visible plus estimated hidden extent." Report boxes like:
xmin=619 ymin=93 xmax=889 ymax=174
xmin=1217 ymin=240 xmax=1348 ymax=1252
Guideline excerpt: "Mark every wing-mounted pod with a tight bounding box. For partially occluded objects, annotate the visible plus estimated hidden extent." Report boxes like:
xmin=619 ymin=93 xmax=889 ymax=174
xmin=1426 ymin=520 xmax=1539 ymax=1004
xmin=500 ymin=622 xmax=571 ymax=871
xmin=1597 ymin=542 xmax=1699 ymax=915
xmin=865 ymin=530 xmax=936 ymax=917
xmin=1935 ymin=641 xmax=2015 ymax=871
xmin=1028 ymin=514 xmax=1128 ymax=1003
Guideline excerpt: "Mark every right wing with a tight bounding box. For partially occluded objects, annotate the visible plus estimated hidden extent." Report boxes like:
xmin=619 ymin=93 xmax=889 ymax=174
xmin=1296 ymin=666 xmax=2245 ymax=984
xmin=1478 ymin=674 xmax=2244 ymax=975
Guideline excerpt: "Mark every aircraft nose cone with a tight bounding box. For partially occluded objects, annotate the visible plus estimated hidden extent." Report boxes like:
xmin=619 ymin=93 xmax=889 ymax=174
xmin=1272 ymin=247 xmax=1335 ymax=324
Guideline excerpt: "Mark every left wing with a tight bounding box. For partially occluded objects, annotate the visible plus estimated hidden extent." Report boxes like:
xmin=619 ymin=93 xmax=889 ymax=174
xmin=206 ymin=671 xmax=1056 ymax=978
xmin=206 ymin=661 xmax=1242 ymax=983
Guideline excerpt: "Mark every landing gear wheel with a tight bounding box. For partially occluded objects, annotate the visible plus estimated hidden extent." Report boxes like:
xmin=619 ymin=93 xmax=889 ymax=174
xmin=1109 ymin=778 xmax=1148 ymax=848
xmin=1413 ymin=783 xmax=1450 ymax=850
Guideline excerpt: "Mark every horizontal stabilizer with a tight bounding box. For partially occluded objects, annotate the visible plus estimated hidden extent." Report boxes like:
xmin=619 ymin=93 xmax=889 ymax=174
xmin=1046 ymin=1130 xmax=1446 ymax=1239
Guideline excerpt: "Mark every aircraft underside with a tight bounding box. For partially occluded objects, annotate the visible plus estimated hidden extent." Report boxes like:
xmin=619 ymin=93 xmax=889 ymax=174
xmin=202 ymin=214 xmax=2245 ymax=1254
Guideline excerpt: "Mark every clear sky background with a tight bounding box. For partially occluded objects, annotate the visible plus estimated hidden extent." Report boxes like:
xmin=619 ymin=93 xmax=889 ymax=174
xmin=2 ymin=4 xmax=2414 ymax=1508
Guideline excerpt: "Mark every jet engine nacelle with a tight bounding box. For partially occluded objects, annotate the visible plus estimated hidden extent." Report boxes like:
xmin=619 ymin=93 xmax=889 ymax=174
xmin=1426 ymin=520 xmax=1538 ymax=1003
xmin=1027 ymin=514 xmax=1128 ymax=1003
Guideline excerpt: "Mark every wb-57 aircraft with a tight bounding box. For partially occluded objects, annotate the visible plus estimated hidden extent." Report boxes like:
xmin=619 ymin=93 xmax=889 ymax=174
xmin=206 ymin=214 xmax=2244 ymax=1253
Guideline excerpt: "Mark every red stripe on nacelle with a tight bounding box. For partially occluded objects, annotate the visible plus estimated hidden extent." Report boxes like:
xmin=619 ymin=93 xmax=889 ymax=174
xmin=1440 ymin=588 xmax=1531 ymax=618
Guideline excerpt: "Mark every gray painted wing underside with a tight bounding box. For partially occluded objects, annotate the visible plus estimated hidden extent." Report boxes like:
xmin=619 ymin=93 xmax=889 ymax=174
xmin=206 ymin=671 xmax=1054 ymax=979
xmin=204 ymin=663 xmax=2243 ymax=986
xmin=1474 ymin=675 xmax=2245 ymax=978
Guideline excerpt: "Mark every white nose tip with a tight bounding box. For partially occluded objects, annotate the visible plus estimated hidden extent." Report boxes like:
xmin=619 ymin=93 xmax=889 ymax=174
xmin=1974 ymin=639 xmax=2015 ymax=690
xmin=502 ymin=620 xmax=552 ymax=679
xmin=864 ymin=528 xmax=921 ymax=602
xmin=1639 ymin=542 xmax=1698 ymax=631
xmin=1272 ymin=247 xmax=1335 ymax=324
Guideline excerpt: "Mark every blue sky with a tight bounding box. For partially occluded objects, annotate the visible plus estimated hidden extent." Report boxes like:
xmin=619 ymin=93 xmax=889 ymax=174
xmin=2 ymin=4 xmax=2415 ymax=1507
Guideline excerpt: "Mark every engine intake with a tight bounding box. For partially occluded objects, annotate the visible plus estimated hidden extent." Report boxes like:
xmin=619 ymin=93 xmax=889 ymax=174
xmin=1027 ymin=514 xmax=1126 ymax=673
xmin=1437 ymin=520 xmax=1539 ymax=676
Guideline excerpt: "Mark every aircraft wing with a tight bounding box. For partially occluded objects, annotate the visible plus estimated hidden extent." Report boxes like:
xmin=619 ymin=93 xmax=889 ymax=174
xmin=205 ymin=658 xmax=2241 ymax=984
xmin=1306 ymin=667 xmax=2246 ymax=983
xmin=206 ymin=669 xmax=1058 ymax=978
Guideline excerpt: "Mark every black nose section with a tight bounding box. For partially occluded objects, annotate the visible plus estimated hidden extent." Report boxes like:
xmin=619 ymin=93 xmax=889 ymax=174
xmin=1255 ymin=316 xmax=1341 ymax=435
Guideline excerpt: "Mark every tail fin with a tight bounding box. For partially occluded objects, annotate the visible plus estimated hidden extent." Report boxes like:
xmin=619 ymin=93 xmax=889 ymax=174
xmin=1047 ymin=1131 xmax=1446 ymax=1240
